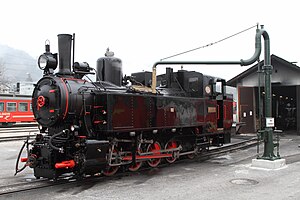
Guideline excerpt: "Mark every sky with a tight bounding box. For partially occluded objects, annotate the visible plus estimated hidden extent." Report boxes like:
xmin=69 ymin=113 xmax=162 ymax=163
xmin=0 ymin=0 xmax=299 ymax=81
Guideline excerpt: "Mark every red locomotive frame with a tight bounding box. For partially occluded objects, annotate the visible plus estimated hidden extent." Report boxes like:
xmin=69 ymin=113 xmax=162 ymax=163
xmin=0 ymin=94 xmax=35 ymax=126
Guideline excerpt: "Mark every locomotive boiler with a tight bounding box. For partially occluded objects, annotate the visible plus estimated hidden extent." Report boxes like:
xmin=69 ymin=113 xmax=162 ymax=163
xmin=16 ymin=34 xmax=233 ymax=179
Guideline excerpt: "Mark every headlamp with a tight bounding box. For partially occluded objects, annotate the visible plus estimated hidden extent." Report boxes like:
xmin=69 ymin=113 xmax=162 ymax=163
xmin=205 ymin=85 xmax=211 ymax=94
xmin=38 ymin=55 xmax=48 ymax=70
xmin=38 ymin=53 xmax=57 ymax=71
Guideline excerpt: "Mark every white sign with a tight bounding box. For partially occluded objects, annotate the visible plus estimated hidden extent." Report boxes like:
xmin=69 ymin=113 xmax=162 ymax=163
xmin=266 ymin=117 xmax=275 ymax=127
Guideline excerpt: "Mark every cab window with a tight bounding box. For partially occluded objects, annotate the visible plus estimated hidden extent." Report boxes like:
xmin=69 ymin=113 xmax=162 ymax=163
xmin=215 ymin=81 xmax=223 ymax=93
xmin=7 ymin=102 xmax=17 ymax=112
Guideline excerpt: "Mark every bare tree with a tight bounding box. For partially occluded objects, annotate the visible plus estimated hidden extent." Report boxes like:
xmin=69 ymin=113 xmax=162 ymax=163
xmin=0 ymin=59 xmax=10 ymax=92
xmin=0 ymin=60 xmax=5 ymax=83
xmin=0 ymin=60 xmax=4 ymax=78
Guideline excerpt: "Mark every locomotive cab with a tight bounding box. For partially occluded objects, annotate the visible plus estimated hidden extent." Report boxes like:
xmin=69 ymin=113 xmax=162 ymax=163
xmin=214 ymin=79 xmax=233 ymax=143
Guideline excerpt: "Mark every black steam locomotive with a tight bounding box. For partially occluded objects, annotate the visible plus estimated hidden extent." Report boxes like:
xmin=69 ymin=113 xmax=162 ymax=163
xmin=16 ymin=34 xmax=233 ymax=179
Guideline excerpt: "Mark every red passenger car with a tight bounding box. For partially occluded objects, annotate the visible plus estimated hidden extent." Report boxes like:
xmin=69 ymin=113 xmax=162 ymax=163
xmin=0 ymin=94 xmax=35 ymax=126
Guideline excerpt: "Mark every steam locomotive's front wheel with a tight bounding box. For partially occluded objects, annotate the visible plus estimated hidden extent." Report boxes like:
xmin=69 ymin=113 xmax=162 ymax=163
xmin=165 ymin=140 xmax=178 ymax=164
xmin=103 ymin=149 xmax=119 ymax=176
xmin=146 ymin=142 xmax=161 ymax=168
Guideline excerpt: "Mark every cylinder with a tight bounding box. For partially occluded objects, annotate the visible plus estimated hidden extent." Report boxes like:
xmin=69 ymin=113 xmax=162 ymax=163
xmin=57 ymin=34 xmax=72 ymax=75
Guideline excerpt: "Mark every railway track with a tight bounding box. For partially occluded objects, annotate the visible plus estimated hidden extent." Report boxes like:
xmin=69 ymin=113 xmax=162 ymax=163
xmin=0 ymin=137 xmax=258 ymax=196
xmin=0 ymin=177 xmax=79 ymax=196
xmin=0 ymin=126 xmax=39 ymax=142
xmin=0 ymin=123 xmax=38 ymax=128
xmin=0 ymin=135 xmax=36 ymax=142
xmin=0 ymin=127 xmax=38 ymax=133
xmin=202 ymin=137 xmax=258 ymax=158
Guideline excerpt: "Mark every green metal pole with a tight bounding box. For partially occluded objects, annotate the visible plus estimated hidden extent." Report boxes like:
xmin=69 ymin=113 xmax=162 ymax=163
xmin=257 ymin=23 xmax=263 ymax=132
xmin=262 ymin=64 xmax=276 ymax=159
xmin=258 ymin=25 xmax=280 ymax=160
xmin=257 ymin=59 xmax=261 ymax=156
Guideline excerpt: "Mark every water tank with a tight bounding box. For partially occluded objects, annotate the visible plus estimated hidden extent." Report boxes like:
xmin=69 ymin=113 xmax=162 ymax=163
xmin=96 ymin=49 xmax=123 ymax=86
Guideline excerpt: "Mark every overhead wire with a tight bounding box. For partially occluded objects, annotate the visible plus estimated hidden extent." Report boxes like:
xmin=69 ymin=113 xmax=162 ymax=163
xmin=160 ymin=24 xmax=258 ymax=61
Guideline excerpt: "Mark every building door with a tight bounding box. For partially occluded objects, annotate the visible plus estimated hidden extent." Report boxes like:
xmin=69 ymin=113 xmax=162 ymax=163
xmin=238 ymin=87 xmax=255 ymax=133
xmin=272 ymin=85 xmax=297 ymax=131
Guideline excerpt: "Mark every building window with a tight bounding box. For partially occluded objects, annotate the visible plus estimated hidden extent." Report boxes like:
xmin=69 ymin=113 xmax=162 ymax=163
xmin=0 ymin=102 xmax=4 ymax=112
xmin=19 ymin=103 xmax=28 ymax=112
xmin=7 ymin=102 xmax=17 ymax=112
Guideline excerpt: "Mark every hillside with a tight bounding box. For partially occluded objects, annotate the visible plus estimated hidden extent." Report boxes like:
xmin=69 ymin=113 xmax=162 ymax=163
xmin=0 ymin=44 xmax=42 ymax=83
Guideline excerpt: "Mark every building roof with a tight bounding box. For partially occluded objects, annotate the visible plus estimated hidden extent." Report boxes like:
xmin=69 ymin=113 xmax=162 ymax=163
xmin=227 ymin=55 xmax=300 ymax=87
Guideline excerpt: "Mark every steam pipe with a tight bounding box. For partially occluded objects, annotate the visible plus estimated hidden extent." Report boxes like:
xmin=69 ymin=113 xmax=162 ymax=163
xmin=72 ymin=33 xmax=75 ymax=70
xmin=151 ymin=27 xmax=268 ymax=93
xmin=57 ymin=34 xmax=73 ymax=75
xmin=258 ymin=26 xmax=272 ymax=118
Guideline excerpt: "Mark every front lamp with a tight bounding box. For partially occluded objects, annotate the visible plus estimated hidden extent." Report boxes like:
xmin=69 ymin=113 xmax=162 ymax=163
xmin=38 ymin=54 xmax=57 ymax=71
xmin=205 ymin=85 xmax=212 ymax=95
xmin=38 ymin=55 xmax=48 ymax=70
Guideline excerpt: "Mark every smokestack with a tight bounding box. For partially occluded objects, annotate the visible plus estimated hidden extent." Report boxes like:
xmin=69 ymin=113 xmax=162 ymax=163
xmin=57 ymin=34 xmax=72 ymax=75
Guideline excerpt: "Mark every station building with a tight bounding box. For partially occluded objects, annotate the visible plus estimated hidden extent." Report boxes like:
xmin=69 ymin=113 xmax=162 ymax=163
xmin=227 ymin=55 xmax=300 ymax=134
